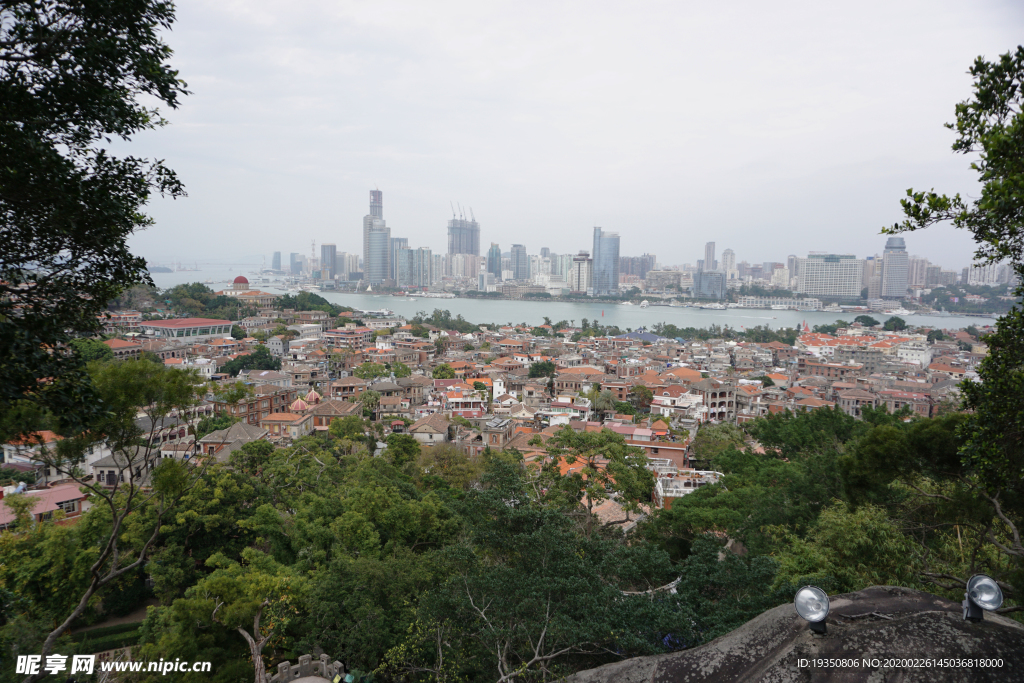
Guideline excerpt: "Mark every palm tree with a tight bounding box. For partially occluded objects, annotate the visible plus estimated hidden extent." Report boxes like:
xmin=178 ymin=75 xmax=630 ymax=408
xmin=594 ymin=389 xmax=615 ymax=419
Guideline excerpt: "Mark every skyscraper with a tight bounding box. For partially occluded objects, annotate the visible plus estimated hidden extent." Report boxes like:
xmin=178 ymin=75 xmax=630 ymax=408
xmin=289 ymin=252 xmax=302 ymax=275
xmin=704 ymin=242 xmax=717 ymax=271
xmin=363 ymin=190 xmax=390 ymax=284
xmin=397 ymin=247 xmax=432 ymax=288
xmin=447 ymin=215 xmax=480 ymax=256
xmin=510 ymin=244 xmax=529 ymax=280
xmin=881 ymin=237 xmax=909 ymax=299
xmin=591 ymin=227 xmax=620 ymax=296
xmin=570 ymin=251 xmax=592 ymax=293
xmin=272 ymin=251 xmax=282 ymax=271
xmin=721 ymin=249 xmax=737 ymax=279
xmin=487 ymin=243 xmax=502 ymax=281
xmin=390 ymin=237 xmax=408 ymax=281
xmin=365 ymin=224 xmax=391 ymax=284
xmin=320 ymin=243 xmax=336 ymax=280
xmin=370 ymin=189 xmax=383 ymax=219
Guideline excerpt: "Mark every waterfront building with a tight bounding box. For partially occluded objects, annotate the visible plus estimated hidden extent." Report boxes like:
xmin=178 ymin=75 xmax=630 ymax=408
xmin=363 ymin=190 xmax=390 ymax=284
xmin=487 ymin=243 xmax=502 ymax=281
xmin=447 ymin=216 xmax=480 ymax=256
xmin=704 ymin=242 xmax=716 ymax=271
xmin=721 ymin=249 xmax=737 ymax=280
xmin=389 ymin=237 xmax=408 ymax=281
xmin=320 ymin=243 xmax=336 ymax=280
xmin=694 ymin=270 xmax=726 ymax=299
xmin=365 ymin=222 xmax=391 ymax=284
xmin=591 ymin=227 xmax=620 ymax=296
xmin=796 ymin=254 xmax=865 ymax=299
xmin=510 ymin=244 xmax=529 ymax=280
xmin=570 ymin=251 xmax=592 ymax=293
xmin=881 ymin=237 xmax=909 ymax=299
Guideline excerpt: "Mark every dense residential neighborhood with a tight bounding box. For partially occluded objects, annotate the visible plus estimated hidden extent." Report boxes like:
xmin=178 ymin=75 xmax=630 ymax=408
xmin=4 ymin=279 xmax=989 ymax=520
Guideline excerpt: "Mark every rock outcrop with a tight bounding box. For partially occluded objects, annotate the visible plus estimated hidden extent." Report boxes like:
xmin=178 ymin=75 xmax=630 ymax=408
xmin=563 ymin=586 xmax=1024 ymax=682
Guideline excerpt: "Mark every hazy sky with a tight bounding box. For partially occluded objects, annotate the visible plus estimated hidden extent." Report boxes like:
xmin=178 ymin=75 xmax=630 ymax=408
xmin=128 ymin=0 xmax=1024 ymax=271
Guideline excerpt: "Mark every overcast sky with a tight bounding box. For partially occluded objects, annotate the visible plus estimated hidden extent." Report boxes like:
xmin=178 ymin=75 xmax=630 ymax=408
xmin=128 ymin=0 xmax=1024 ymax=271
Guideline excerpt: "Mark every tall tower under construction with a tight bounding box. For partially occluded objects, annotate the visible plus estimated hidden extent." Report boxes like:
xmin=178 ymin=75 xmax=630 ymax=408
xmin=447 ymin=206 xmax=480 ymax=256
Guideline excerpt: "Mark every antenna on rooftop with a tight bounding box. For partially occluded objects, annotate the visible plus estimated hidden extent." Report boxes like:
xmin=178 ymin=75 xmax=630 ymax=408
xmin=470 ymin=207 xmax=476 ymax=221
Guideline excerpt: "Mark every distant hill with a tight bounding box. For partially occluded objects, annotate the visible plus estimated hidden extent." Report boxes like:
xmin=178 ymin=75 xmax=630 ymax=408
xmin=147 ymin=266 xmax=173 ymax=273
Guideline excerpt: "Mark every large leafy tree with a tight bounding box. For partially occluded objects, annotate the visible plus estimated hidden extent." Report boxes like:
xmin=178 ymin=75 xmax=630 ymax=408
xmin=882 ymin=46 xmax=1024 ymax=604
xmin=0 ymin=0 xmax=188 ymax=436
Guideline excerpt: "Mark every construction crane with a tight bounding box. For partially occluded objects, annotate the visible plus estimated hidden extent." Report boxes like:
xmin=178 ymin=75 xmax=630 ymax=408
xmin=450 ymin=201 xmax=456 ymax=218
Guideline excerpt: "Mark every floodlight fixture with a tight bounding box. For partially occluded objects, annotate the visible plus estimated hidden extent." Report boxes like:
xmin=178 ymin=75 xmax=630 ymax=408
xmin=963 ymin=574 xmax=1003 ymax=622
xmin=794 ymin=585 xmax=830 ymax=634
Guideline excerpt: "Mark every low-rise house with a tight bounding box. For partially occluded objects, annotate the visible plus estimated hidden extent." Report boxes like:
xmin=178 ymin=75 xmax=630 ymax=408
xmin=197 ymin=422 xmax=269 ymax=458
xmin=409 ymin=413 xmax=451 ymax=445
xmin=837 ymin=389 xmax=879 ymax=418
xmin=307 ymin=399 xmax=362 ymax=430
xmin=261 ymin=412 xmax=313 ymax=440
xmin=0 ymin=483 xmax=91 ymax=530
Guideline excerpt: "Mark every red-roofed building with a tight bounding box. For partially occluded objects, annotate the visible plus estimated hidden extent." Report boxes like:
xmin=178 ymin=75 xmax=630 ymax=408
xmin=0 ymin=483 xmax=91 ymax=530
xmin=103 ymin=337 xmax=143 ymax=360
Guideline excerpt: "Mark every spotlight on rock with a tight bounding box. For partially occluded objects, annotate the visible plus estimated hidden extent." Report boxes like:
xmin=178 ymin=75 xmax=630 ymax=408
xmin=794 ymin=585 xmax=830 ymax=634
xmin=963 ymin=574 xmax=1003 ymax=622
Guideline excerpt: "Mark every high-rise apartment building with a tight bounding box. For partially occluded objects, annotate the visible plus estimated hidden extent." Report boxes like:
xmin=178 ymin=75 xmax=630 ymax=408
xmin=704 ymin=242 xmax=716 ymax=271
xmin=447 ymin=216 xmax=480 ymax=256
xmin=570 ymin=251 xmax=592 ymax=293
xmin=487 ymin=243 xmax=502 ymax=281
xmin=908 ymin=255 xmax=929 ymax=288
xmin=694 ymin=270 xmax=726 ymax=299
xmin=721 ymin=249 xmax=737 ymax=279
xmin=272 ymin=251 xmax=282 ymax=271
xmin=397 ymin=247 xmax=432 ymax=288
xmin=591 ymin=227 xmax=620 ymax=296
xmin=510 ymin=244 xmax=529 ymax=280
xmin=289 ymin=252 xmax=302 ymax=275
xmin=881 ymin=237 xmax=909 ymax=299
xmin=389 ymin=237 xmax=408 ymax=281
xmin=320 ymin=243 xmax=337 ymax=280
xmin=787 ymin=254 xmax=799 ymax=278
xmin=619 ymin=254 xmax=657 ymax=279
xmin=796 ymin=254 xmax=865 ymax=299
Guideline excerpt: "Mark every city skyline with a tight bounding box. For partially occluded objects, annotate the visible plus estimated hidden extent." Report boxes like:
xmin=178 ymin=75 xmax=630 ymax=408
xmin=126 ymin=1 xmax=1022 ymax=270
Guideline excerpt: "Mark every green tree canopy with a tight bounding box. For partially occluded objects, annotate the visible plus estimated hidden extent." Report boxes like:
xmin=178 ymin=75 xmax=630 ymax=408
xmin=883 ymin=316 xmax=907 ymax=331
xmin=68 ymin=338 xmax=114 ymax=363
xmin=354 ymin=362 xmax=388 ymax=380
xmin=222 ymin=346 xmax=280 ymax=377
xmin=528 ymin=360 xmax=556 ymax=378
xmin=1 ymin=0 xmax=188 ymax=437
xmin=853 ymin=315 xmax=880 ymax=327
xmin=432 ymin=363 xmax=455 ymax=379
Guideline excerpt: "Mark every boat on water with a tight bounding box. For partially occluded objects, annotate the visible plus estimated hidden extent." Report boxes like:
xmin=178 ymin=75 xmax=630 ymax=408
xmin=933 ymin=307 xmax=953 ymax=317
xmin=621 ymin=301 xmax=635 ymax=306
xmin=700 ymin=303 xmax=726 ymax=310
xmin=883 ymin=308 xmax=913 ymax=316
xmin=639 ymin=300 xmax=650 ymax=308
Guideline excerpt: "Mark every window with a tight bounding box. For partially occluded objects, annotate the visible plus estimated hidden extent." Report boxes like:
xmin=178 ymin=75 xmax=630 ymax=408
xmin=56 ymin=499 xmax=78 ymax=514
